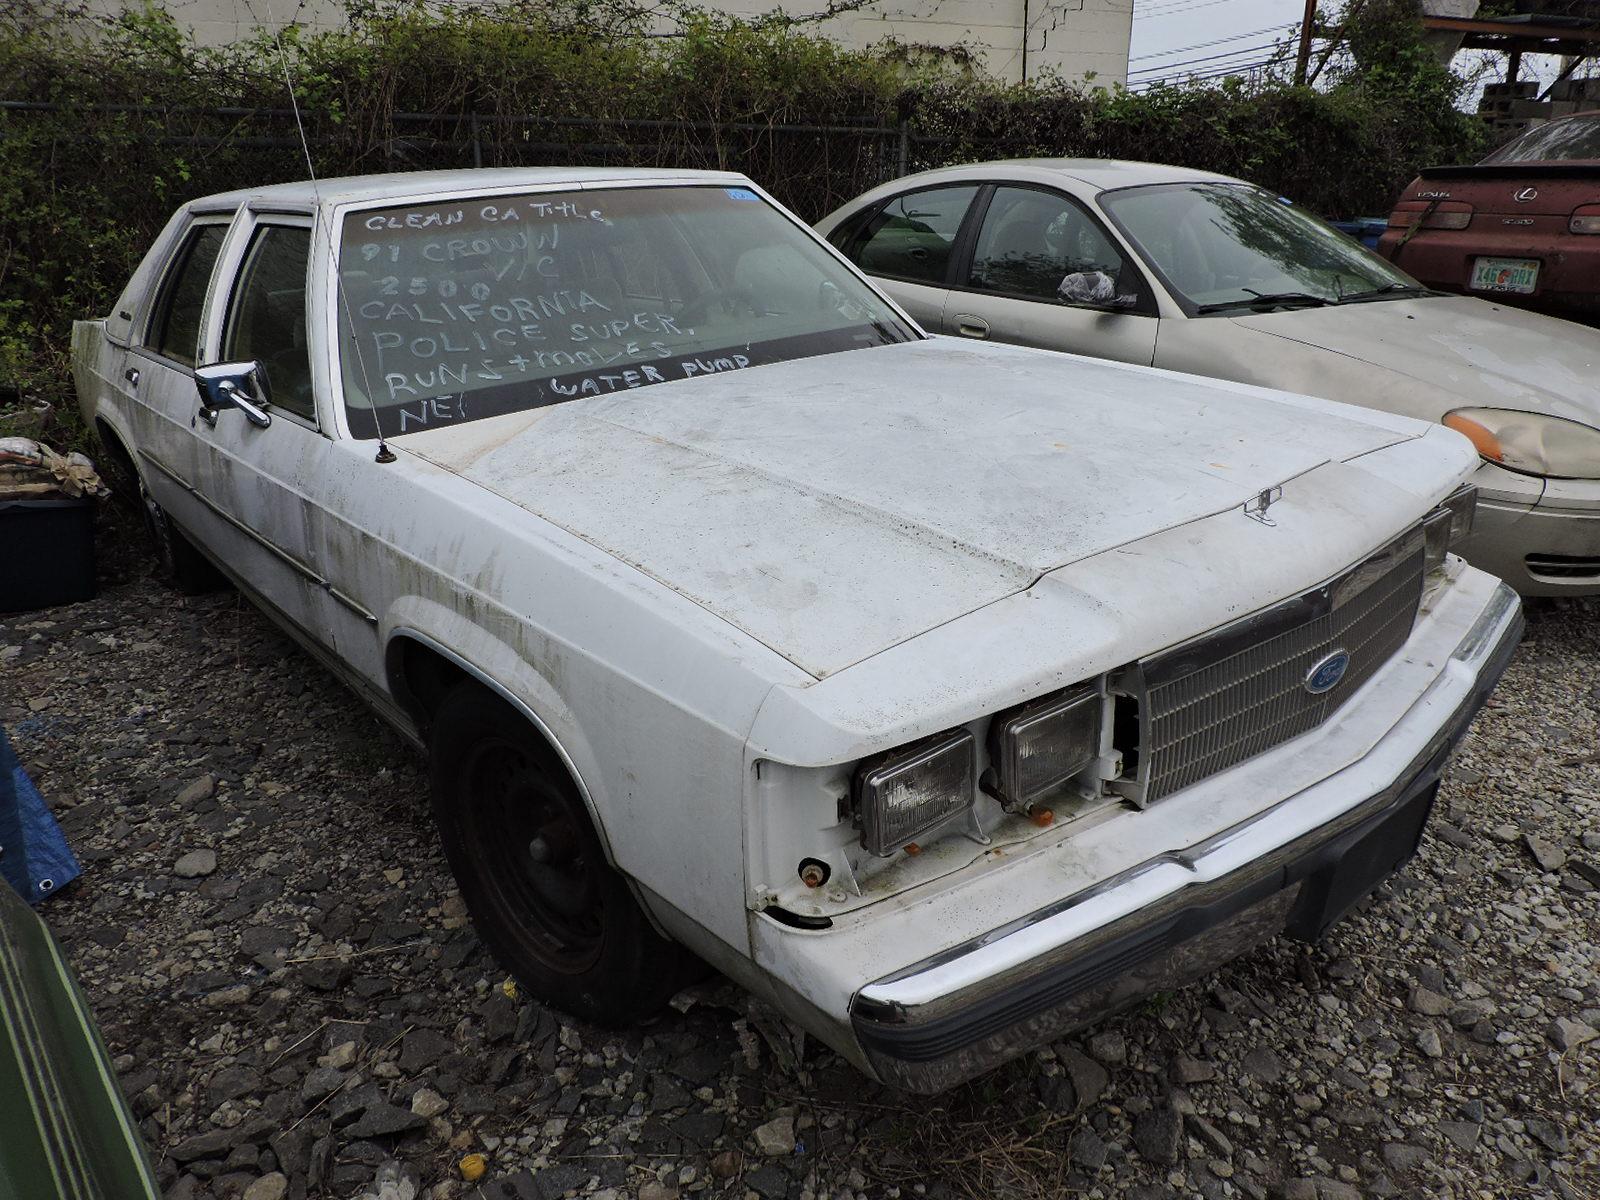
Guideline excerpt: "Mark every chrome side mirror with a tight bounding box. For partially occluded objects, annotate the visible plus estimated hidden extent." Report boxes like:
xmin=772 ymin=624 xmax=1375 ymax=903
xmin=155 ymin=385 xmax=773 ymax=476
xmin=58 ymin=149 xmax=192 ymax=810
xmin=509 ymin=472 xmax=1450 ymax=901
xmin=194 ymin=361 xmax=272 ymax=429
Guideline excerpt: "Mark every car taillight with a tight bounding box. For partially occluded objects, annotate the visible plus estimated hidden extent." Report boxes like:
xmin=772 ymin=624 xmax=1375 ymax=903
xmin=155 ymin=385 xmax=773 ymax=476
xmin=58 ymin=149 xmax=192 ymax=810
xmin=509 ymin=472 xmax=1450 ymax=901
xmin=1571 ymin=205 xmax=1600 ymax=234
xmin=1387 ymin=201 xmax=1473 ymax=231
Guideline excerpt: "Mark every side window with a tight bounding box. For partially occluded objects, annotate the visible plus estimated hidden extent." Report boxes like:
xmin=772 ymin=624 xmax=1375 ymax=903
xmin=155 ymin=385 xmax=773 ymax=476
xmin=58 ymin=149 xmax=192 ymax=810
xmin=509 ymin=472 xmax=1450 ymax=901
xmin=969 ymin=187 xmax=1142 ymax=308
xmin=844 ymin=185 xmax=979 ymax=285
xmin=222 ymin=225 xmax=314 ymax=421
xmin=148 ymin=225 xmax=228 ymax=366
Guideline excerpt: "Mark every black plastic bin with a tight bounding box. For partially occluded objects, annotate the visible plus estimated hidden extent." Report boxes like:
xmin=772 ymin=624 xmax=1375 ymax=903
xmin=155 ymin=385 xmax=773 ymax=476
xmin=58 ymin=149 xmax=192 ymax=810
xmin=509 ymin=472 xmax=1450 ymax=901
xmin=0 ymin=496 xmax=96 ymax=613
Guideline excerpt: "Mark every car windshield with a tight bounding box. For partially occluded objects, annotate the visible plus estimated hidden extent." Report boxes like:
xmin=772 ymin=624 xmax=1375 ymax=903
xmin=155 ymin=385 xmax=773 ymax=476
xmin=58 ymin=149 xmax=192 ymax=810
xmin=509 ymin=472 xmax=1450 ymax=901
xmin=1099 ymin=182 xmax=1422 ymax=313
xmin=1481 ymin=115 xmax=1600 ymax=163
xmin=336 ymin=184 xmax=916 ymax=438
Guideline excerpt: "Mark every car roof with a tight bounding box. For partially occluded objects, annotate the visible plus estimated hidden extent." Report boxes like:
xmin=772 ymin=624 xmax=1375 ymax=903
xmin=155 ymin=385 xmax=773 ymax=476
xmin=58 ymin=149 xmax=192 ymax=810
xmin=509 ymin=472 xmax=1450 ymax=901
xmin=183 ymin=167 xmax=752 ymax=213
xmin=871 ymin=158 xmax=1247 ymax=194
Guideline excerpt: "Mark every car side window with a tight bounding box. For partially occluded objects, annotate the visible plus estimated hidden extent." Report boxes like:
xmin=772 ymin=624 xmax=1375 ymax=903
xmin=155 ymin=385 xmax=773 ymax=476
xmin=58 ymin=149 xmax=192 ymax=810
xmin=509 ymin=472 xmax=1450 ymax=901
xmin=968 ymin=187 xmax=1143 ymax=309
xmin=222 ymin=224 xmax=315 ymax=422
xmin=843 ymin=185 xmax=979 ymax=285
xmin=148 ymin=224 xmax=228 ymax=367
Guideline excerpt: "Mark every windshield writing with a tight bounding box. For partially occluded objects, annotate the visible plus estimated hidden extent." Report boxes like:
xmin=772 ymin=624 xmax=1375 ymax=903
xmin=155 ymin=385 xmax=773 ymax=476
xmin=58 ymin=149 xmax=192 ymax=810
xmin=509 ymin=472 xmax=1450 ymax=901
xmin=337 ymin=186 xmax=915 ymax=438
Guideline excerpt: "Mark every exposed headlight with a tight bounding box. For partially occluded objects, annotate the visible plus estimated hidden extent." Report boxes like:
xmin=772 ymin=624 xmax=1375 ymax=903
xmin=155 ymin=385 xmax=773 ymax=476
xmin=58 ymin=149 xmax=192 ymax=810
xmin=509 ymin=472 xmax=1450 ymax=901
xmin=853 ymin=728 xmax=975 ymax=856
xmin=1423 ymin=483 xmax=1478 ymax=573
xmin=988 ymin=684 xmax=1102 ymax=810
xmin=1443 ymin=408 xmax=1600 ymax=480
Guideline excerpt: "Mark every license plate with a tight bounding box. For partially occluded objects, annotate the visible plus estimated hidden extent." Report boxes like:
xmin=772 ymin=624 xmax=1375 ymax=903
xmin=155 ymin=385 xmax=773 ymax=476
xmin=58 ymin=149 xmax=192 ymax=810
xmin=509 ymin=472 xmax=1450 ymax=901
xmin=1470 ymin=257 xmax=1539 ymax=294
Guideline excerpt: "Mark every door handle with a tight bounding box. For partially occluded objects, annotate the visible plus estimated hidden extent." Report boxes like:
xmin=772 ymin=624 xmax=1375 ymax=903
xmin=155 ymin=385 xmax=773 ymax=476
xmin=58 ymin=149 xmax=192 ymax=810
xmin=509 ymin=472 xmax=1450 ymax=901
xmin=954 ymin=315 xmax=990 ymax=339
xmin=124 ymin=367 xmax=140 ymax=387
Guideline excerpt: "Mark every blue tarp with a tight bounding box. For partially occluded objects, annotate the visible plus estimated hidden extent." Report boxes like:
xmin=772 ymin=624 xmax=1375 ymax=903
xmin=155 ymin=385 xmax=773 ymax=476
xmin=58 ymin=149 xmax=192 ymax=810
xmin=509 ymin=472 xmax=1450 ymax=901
xmin=0 ymin=725 xmax=81 ymax=904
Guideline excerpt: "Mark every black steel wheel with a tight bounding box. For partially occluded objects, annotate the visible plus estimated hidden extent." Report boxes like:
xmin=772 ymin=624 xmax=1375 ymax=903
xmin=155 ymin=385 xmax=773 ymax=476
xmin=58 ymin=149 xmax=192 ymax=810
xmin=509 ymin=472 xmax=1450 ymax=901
xmin=135 ymin=472 xmax=224 ymax=594
xmin=429 ymin=684 xmax=698 ymax=1025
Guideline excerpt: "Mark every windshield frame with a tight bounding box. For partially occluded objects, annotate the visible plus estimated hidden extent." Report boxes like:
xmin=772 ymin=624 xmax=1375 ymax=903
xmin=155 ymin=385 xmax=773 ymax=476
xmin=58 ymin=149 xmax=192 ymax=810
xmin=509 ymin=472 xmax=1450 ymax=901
xmin=320 ymin=177 xmax=924 ymax=442
xmin=1096 ymin=180 xmax=1428 ymax=318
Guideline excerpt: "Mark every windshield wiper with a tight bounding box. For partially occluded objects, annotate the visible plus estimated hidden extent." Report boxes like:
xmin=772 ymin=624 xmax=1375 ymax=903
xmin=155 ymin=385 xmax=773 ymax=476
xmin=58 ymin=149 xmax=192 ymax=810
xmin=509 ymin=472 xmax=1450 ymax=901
xmin=1336 ymin=283 xmax=1432 ymax=303
xmin=1195 ymin=290 xmax=1333 ymax=314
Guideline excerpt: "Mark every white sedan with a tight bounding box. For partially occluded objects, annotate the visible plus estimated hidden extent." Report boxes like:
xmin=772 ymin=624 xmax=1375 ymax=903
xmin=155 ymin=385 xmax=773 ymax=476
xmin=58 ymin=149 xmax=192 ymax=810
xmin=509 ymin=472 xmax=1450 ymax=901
xmin=818 ymin=160 xmax=1600 ymax=596
xmin=73 ymin=167 xmax=1519 ymax=1092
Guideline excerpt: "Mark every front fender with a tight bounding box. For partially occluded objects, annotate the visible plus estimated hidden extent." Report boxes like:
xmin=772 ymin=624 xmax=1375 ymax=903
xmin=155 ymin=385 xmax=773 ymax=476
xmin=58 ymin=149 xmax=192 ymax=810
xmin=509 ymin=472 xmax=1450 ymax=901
xmin=381 ymin=597 xmax=617 ymax=863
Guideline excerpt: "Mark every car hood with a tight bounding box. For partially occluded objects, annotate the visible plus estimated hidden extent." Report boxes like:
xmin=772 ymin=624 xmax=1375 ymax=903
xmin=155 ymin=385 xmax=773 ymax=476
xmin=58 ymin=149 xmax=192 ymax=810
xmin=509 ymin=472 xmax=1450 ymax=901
xmin=1230 ymin=296 xmax=1600 ymax=425
xmin=400 ymin=338 xmax=1419 ymax=679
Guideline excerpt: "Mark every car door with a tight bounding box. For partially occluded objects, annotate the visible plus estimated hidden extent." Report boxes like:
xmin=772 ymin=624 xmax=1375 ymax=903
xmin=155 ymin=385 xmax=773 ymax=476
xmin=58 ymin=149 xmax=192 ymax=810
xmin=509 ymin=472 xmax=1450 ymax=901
xmin=829 ymin=183 xmax=982 ymax=330
xmin=187 ymin=211 xmax=339 ymax=643
xmin=945 ymin=184 xmax=1160 ymax=366
xmin=119 ymin=215 xmax=236 ymax=541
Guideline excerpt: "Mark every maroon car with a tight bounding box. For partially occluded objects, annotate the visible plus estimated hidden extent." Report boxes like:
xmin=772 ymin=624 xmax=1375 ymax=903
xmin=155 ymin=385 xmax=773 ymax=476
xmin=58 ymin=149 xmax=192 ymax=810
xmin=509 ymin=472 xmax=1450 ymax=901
xmin=1377 ymin=110 xmax=1600 ymax=318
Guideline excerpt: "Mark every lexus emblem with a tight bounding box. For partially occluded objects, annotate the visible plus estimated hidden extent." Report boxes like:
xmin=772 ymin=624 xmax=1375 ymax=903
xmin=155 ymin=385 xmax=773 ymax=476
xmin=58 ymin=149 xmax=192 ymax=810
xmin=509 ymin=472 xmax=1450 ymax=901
xmin=1305 ymin=649 xmax=1351 ymax=695
xmin=1514 ymin=186 xmax=1539 ymax=203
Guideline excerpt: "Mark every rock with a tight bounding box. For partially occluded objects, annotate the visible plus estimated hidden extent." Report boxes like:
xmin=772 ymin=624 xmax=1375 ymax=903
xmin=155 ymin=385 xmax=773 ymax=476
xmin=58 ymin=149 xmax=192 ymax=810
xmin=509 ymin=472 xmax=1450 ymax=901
xmin=1415 ymin=1027 xmax=1443 ymax=1059
xmin=1437 ymin=1121 xmax=1480 ymax=1151
xmin=242 ymin=1173 xmax=289 ymax=1200
xmin=1242 ymin=1046 xmax=1284 ymax=1084
xmin=399 ymin=1029 xmax=454 ymax=1074
xmin=1381 ymin=1144 xmax=1428 ymax=1172
xmin=753 ymin=1115 xmax=795 ymax=1156
xmin=1407 ymin=987 xmax=1451 ymax=1017
xmin=1057 ymin=1045 xmax=1110 ymax=1112
xmin=410 ymin=1088 xmax=449 ymax=1119
xmin=1283 ymin=1181 xmax=1318 ymax=1200
xmin=1087 ymin=1031 xmax=1126 ymax=1064
xmin=176 ymin=775 xmax=217 ymax=805
xmin=1525 ymin=834 xmax=1567 ymax=872
xmin=1315 ymin=1182 xmax=1361 ymax=1200
xmin=301 ymin=1066 xmax=346 ymax=1104
xmin=170 ymin=1128 xmax=239 ymax=1163
xmin=347 ymin=1103 xmax=430 ymax=1139
xmin=708 ymin=1151 xmax=741 ymax=1179
xmin=202 ymin=984 xmax=252 ymax=1008
xmin=1547 ymin=1017 xmax=1599 ymax=1050
xmin=1525 ymin=1118 xmax=1568 ymax=1154
xmin=1171 ymin=1056 xmax=1216 ymax=1085
xmin=745 ymin=1165 xmax=790 ymax=1199
xmin=1133 ymin=1106 xmax=1182 ymax=1165
xmin=320 ymin=1040 xmax=360 ymax=1069
xmin=175 ymin=849 xmax=218 ymax=878
xmin=1189 ymin=1114 xmax=1234 ymax=1158
xmin=1069 ymin=1124 xmax=1107 ymax=1170
xmin=638 ymin=1184 xmax=679 ymax=1200
xmin=207 ymin=1065 xmax=262 ymax=1107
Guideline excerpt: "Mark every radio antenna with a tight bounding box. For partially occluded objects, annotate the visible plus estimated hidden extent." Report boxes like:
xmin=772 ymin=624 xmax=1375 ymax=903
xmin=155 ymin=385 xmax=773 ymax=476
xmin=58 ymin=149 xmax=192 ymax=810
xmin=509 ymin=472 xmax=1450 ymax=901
xmin=242 ymin=0 xmax=393 ymax=463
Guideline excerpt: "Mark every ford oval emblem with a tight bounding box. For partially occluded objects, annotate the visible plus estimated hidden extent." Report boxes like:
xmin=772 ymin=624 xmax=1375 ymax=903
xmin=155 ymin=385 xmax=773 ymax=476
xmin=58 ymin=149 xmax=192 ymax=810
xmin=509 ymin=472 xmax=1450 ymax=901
xmin=1305 ymin=649 xmax=1351 ymax=695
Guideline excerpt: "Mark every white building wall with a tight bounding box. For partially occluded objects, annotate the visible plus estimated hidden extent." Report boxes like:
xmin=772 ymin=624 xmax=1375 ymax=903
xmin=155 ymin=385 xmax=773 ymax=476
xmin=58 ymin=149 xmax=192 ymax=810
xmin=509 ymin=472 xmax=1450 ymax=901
xmin=84 ymin=0 xmax=1132 ymax=87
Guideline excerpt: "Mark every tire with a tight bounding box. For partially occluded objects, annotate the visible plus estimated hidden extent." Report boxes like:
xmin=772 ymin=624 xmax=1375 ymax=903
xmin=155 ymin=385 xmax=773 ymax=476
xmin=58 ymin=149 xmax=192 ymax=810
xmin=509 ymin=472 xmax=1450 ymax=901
xmin=134 ymin=470 xmax=225 ymax=595
xmin=428 ymin=683 xmax=697 ymax=1026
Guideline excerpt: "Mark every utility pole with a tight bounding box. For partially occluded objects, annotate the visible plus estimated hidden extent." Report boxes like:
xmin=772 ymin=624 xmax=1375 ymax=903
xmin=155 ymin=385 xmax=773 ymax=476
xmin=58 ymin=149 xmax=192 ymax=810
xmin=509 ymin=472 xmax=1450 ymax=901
xmin=1295 ymin=0 xmax=1316 ymax=86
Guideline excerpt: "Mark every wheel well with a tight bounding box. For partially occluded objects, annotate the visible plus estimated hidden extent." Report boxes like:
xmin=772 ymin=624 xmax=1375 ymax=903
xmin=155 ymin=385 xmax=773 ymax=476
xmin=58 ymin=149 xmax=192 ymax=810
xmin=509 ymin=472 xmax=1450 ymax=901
xmin=95 ymin=418 xmax=138 ymax=480
xmin=386 ymin=635 xmax=473 ymax=733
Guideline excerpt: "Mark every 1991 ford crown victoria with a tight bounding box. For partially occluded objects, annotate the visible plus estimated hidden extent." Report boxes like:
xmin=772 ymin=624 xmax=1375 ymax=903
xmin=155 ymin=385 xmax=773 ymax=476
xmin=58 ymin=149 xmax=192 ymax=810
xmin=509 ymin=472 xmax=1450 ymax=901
xmin=72 ymin=168 xmax=1521 ymax=1091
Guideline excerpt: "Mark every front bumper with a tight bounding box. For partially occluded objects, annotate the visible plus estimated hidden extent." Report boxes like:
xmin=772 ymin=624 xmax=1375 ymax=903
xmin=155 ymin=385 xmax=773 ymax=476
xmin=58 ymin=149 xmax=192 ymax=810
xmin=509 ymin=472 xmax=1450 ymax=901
xmin=750 ymin=571 xmax=1521 ymax=1092
xmin=1462 ymin=492 xmax=1600 ymax=596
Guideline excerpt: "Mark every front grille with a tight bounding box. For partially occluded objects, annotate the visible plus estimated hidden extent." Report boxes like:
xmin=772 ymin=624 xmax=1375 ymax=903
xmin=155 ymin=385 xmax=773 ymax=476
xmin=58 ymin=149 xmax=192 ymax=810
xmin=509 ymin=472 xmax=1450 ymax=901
xmin=1123 ymin=526 xmax=1426 ymax=805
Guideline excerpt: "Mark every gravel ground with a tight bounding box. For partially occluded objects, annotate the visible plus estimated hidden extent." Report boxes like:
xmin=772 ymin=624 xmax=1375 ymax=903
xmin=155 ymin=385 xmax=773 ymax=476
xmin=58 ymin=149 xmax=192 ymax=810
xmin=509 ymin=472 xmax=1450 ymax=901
xmin=2 ymin=516 xmax=1599 ymax=1200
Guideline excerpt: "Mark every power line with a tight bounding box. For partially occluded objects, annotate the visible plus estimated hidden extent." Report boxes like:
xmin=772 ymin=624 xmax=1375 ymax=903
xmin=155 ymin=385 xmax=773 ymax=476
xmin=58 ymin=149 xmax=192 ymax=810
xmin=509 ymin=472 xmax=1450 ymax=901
xmin=1127 ymin=38 xmax=1291 ymax=76
xmin=1133 ymin=0 xmax=1253 ymax=21
xmin=1130 ymin=24 xmax=1293 ymax=64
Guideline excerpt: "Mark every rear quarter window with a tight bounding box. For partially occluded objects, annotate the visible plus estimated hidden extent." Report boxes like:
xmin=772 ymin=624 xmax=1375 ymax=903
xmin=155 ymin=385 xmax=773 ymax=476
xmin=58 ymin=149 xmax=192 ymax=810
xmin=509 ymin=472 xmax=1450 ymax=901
xmin=147 ymin=224 xmax=229 ymax=366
